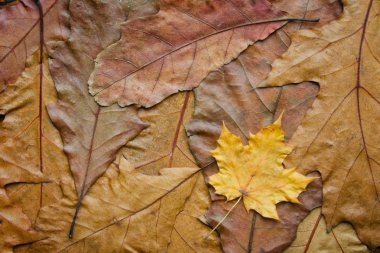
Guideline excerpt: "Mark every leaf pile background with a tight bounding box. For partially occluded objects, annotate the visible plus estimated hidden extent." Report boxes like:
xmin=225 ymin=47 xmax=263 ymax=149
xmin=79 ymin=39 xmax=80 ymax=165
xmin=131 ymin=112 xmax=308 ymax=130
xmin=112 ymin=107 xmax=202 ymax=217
xmin=0 ymin=0 xmax=378 ymax=252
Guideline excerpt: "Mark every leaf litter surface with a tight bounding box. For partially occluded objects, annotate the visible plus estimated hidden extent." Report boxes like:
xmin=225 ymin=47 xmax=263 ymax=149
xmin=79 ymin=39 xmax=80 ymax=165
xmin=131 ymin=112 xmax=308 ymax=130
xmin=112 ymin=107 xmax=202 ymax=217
xmin=0 ymin=0 xmax=377 ymax=252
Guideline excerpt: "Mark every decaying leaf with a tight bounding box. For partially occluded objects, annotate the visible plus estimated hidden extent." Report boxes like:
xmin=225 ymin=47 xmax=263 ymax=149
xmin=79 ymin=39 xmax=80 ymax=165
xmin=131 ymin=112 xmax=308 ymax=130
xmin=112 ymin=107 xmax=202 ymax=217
xmin=210 ymin=119 xmax=315 ymax=220
xmin=117 ymin=91 xmax=223 ymax=252
xmin=88 ymin=0 xmax=287 ymax=108
xmin=0 ymin=51 xmax=65 ymax=252
xmin=285 ymin=208 xmax=370 ymax=253
xmin=45 ymin=0 xmax=151 ymax=237
xmin=265 ymin=0 xmax=380 ymax=249
xmin=29 ymin=159 xmax=221 ymax=253
xmin=0 ymin=0 xmax=68 ymax=91
xmin=0 ymin=139 xmax=43 ymax=253
xmin=0 ymin=189 xmax=41 ymax=253
xmin=0 ymin=51 xmax=71 ymax=226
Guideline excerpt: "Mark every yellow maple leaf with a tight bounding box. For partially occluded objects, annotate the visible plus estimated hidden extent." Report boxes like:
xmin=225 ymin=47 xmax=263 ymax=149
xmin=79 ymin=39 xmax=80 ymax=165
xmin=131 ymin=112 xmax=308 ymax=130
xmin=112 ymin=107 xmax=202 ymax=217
xmin=209 ymin=118 xmax=315 ymax=220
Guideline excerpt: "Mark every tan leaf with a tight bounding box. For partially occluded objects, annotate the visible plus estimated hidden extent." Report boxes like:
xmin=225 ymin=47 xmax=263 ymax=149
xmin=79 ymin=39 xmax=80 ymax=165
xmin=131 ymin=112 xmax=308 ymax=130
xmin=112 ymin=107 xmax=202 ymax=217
xmin=0 ymin=189 xmax=41 ymax=253
xmin=0 ymin=51 xmax=60 ymax=253
xmin=120 ymin=91 xmax=223 ymax=252
xmin=122 ymin=92 xmax=195 ymax=174
xmin=265 ymin=0 xmax=380 ymax=249
xmin=29 ymin=160 xmax=221 ymax=253
xmin=0 ymin=136 xmax=43 ymax=253
xmin=0 ymin=50 xmax=71 ymax=225
xmin=285 ymin=208 xmax=370 ymax=253
xmin=88 ymin=0 xmax=287 ymax=108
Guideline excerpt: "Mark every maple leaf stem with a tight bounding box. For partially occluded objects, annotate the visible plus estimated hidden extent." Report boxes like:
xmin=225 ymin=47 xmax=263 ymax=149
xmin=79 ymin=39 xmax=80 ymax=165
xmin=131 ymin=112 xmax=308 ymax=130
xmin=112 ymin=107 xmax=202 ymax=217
xmin=204 ymin=195 xmax=242 ymax=240
xmin=68 ymin=200 xmax=82 ymax=239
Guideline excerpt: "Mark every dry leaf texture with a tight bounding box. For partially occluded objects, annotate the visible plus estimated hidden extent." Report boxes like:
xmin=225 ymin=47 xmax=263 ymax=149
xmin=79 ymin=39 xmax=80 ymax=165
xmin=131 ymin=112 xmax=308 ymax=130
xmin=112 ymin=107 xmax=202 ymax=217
xmin=265 ymin=0 xmax=380 ymax=249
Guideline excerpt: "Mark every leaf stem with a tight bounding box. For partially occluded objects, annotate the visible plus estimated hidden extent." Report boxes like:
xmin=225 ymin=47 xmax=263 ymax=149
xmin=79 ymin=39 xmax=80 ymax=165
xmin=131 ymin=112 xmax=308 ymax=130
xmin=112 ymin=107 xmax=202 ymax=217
xmin=68 ymin=200 xmax=82 ymax=239
xmin=204 ymin=195 xmax=242 ymax=240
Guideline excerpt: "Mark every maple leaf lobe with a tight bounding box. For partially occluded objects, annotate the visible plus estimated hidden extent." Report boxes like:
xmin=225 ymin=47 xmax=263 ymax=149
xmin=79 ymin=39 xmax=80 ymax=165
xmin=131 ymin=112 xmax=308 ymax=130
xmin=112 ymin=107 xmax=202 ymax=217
xmin=209 ymin=119 xmax=316 ymax=220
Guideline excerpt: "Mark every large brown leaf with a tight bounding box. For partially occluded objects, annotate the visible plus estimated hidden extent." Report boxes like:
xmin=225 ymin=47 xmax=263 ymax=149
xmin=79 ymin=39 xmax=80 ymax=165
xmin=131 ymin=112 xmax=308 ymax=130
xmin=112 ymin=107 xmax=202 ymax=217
xmin=0 ymin=0 xmax=67 ymax=91
xmin=87 ymin=0 xmax=288 ymax=108
xmin=0 ymin=51 xmax=71 ymax=226
xmin=119 ymin=91 xmax=224 ymax=251
xmin=285 ymin=208 xmax=369 ymax=253
xmin=45 ymin=0 xmax=151 ymax=237
xmin=29 ymin=159 xmax=221 ymax=252
xmin=185 ymin=1 xmax=341 ymax=252
xmin=0 ymin=52 xmax=62 ymax=252
xmin=265 ymin=0 xmax=380 ymax=249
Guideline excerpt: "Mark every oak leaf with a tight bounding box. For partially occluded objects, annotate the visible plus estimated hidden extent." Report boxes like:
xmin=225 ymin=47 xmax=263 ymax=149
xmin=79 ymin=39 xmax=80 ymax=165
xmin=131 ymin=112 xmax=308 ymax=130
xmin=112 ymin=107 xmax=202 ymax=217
xmin=264 ymin=0 xmax=380 ymax=249
xmin=45 ymin=0 xmax=150 ymax=236
xmin=88 ymin=0 xmax=286 ymax=108
xmin=210 ymin=119 xmax=315 ymax=220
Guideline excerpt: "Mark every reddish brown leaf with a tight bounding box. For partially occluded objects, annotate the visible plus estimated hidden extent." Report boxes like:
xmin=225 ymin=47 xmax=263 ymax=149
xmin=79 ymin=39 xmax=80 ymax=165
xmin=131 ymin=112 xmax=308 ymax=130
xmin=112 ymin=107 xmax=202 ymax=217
xmin=88 ymin=0 xmax=288 ymax=108
xmin=45 ymin=0 xmax=153 ymax=237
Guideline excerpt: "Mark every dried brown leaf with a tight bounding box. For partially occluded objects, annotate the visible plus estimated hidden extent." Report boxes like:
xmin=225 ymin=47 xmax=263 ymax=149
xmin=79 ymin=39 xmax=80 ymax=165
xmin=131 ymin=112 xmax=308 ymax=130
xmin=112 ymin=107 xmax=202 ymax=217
xmin=45 ymin=0 xmax=152 ymax=236
xmin=29 ymin=160 xmax=220 ymax=252
xmin=0 ymin=189 xmax=41 ymax=253
xmin=88 ymin=0 xmax=286 ymax=108
xmin=120 ymin=91 xmax=223 ymax=252
xmin=285 ymin=208 xmax=369 ymax=253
